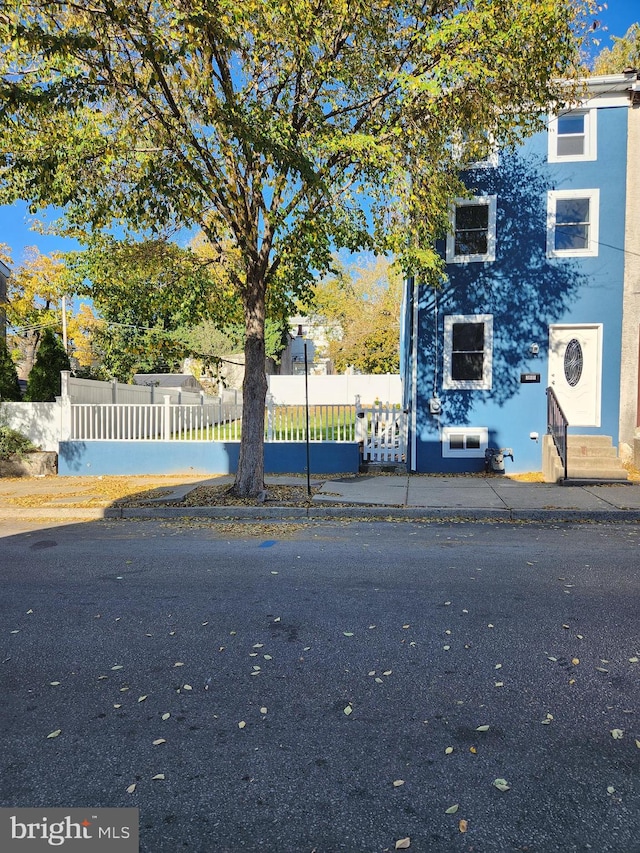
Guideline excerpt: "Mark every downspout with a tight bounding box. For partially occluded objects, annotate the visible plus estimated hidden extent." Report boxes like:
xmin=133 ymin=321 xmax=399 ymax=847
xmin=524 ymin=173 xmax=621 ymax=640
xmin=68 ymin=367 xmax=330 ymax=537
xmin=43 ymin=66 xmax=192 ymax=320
xmin=410 ymin=278 xmax=419 ymax=471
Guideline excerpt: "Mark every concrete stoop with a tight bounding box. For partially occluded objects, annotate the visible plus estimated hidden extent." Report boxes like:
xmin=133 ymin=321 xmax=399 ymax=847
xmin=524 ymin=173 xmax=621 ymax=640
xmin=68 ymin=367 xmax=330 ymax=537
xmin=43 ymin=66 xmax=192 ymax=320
xmin=543 ymin=434 xmax=629 ymax=483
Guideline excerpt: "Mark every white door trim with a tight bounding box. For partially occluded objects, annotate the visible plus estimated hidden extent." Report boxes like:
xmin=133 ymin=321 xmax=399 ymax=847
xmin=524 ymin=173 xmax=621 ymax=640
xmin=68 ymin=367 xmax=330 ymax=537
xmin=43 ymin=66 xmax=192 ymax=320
xmin=548 ymin=323 xmax=603 ymax=428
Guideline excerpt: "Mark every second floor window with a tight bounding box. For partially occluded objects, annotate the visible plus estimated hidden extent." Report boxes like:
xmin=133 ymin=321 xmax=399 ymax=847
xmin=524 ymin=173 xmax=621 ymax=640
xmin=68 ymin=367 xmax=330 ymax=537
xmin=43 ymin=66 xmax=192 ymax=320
xmin=548 ymin=109 xmax=597 ymax=162
xmin=446 ymin=196 xmax=497 ymax=264
xmin=547 ymin=189 xmax=600 ymax=258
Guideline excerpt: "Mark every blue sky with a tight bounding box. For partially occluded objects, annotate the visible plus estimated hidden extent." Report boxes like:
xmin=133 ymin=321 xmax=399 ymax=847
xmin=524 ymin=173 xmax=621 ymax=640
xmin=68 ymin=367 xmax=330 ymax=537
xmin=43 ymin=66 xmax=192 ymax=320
xmin=1 ymin=1 xmax=639 ymax=268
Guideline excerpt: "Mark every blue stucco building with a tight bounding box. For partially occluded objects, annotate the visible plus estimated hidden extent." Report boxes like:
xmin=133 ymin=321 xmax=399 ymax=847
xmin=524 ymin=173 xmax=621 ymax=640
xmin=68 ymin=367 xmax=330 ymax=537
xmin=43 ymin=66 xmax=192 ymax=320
xmin=402 ymin=72 xmax=640 ymax=477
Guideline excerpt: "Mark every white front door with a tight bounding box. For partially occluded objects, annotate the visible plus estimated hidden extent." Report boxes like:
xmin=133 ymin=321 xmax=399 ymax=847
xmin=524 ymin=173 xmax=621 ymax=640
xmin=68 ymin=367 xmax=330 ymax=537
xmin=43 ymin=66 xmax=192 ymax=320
xmin=548 ymin=324 xmax=602 ymax=427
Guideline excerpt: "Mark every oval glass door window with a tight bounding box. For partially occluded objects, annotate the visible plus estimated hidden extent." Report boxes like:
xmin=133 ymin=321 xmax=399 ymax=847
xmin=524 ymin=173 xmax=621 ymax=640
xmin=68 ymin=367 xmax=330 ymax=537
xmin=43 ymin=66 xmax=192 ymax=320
xmin=564 ymin=338 xmax=583 ymax=387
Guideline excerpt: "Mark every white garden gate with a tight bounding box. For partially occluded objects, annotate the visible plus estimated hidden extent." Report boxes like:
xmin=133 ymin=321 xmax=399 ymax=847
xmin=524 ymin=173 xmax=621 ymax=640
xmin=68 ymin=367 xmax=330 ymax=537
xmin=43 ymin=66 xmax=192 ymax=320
xmin=355 ymin=399 xmax=407 ymax=463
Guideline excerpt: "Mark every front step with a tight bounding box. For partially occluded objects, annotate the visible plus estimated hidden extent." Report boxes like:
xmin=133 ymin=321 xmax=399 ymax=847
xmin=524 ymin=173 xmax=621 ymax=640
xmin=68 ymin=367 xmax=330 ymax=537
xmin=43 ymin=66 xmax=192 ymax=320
xmin=565 ymin=435 xmax=629 ymax=482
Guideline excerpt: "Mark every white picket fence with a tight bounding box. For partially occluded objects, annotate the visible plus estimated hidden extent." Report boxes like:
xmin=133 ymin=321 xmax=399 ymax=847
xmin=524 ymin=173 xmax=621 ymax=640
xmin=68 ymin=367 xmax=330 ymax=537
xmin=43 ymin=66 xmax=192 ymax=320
xmin=2 ymin=370 xmax=407 ymax=461
xmin=66 ymin=397 xmax=358 ymax=443
xmin=356 ymin=400 xmax=407 ymax=463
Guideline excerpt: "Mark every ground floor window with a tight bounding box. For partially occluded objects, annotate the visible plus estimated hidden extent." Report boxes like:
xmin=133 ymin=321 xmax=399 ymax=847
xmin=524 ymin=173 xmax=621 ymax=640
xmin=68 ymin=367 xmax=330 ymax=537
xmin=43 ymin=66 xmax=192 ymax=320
xmin=443 ymin=314 xmax=493 ymax=390
xmin=441 ymin=426 xmax=489 ymax=458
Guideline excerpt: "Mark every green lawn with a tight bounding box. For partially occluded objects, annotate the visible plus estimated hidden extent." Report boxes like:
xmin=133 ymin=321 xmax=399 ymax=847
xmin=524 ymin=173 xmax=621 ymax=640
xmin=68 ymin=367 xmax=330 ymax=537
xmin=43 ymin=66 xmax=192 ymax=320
xmin=172 ymin=406 xmax=357 ymax=441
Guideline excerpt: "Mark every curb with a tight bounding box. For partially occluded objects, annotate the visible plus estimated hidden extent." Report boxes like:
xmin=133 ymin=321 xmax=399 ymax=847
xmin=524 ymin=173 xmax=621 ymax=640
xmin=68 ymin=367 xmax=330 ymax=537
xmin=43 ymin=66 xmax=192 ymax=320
xmin=2 ymin=506 xmax=639 ymax=523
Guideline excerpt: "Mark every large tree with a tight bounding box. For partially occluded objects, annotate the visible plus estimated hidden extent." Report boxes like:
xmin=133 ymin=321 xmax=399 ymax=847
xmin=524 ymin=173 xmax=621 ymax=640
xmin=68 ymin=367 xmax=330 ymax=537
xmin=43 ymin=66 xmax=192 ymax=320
xmin=0 ymin=0 xmax=597 ymax=495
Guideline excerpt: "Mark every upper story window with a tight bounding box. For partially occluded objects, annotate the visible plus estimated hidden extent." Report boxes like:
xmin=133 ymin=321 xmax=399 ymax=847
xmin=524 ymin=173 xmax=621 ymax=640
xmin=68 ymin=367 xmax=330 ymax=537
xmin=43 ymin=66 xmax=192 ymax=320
xmin=443 ymin=314 xmax=493 ymax=390
xmin=548 ymin=109 xmax=597 ymax=162
xmin=446 ymin=196 xmax=497 ymax=264
xmin=547 ymin=189 xmax=600 ymax=258
xmin=453 ymin=130 xmax=499 ymax=170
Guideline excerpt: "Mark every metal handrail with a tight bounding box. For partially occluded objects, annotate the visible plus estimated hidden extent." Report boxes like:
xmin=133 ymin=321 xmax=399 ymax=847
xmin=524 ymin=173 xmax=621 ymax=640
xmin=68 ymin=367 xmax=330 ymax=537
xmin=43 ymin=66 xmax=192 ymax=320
xmin=546 ymin=386 xmax=568 ymax=480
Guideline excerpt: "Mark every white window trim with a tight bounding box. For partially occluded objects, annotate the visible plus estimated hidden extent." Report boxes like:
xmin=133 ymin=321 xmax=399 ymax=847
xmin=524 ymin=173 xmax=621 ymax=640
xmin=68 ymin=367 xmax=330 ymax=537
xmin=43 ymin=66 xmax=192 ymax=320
xmin=546 ymin=189 xmax=600 ymax=259
xmin=441 ymin=426 xmax=489 ymax=458
xmin=452 ymin=133 xmax=499 ymax=170
xmin=548 ymin=108 xmax=597 ymax=162
xmin=443 ymin=314 xmax=493 ymax=391
xmin=446 ymin=196 xmax=497 ymax=264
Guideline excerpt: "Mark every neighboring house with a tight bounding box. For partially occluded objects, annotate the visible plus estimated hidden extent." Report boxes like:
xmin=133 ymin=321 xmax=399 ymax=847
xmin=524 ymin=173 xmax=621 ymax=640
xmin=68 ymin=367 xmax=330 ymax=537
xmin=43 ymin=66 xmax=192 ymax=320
xmin=279 ymin=318 xmax=336 ymax=375
xmin=401 ymin=71 xmax=640 ymax=477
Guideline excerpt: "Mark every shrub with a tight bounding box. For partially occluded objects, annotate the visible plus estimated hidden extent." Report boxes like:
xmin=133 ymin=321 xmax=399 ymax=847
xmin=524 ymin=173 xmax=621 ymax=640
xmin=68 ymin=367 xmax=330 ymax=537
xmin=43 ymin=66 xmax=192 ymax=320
xmin=0 ymin=425 xmax=37 ymax=459
xmin=24 ymin=328 xmax=70 ymax=402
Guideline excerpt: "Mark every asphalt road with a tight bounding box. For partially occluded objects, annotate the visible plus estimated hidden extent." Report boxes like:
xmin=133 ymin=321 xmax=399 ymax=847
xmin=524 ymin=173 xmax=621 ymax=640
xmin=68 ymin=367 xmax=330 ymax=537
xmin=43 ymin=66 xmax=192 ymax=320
xmin=1 ymin=517 xmax=639 ymax=853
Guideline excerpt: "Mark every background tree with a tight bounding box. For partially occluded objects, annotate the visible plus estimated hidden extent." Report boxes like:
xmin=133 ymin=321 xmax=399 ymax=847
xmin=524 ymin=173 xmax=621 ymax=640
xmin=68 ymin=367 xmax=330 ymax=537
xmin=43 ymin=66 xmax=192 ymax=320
xmin=24 ymin=328 xmax=71 ymax=402
xmin=0 ymin=245 xmax=91 ymax=378
xmin=308 ymin=256 xmax=402 ymax=374
xmin=0 ymin=0 xmax=599 ymax=495
xmin=0 ymin=336 xmax=21 ymax=401
xmin=593 ymin=23 xmax=640 ymax=74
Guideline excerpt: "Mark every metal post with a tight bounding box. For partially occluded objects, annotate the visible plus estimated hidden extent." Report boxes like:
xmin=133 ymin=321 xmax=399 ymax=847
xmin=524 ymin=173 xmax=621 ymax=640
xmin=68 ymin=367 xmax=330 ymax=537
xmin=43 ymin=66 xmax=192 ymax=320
xmin=61 ymin=295 xmax=68 ymax=353
xmin=304 ymin=343 xmax=311 ymax=496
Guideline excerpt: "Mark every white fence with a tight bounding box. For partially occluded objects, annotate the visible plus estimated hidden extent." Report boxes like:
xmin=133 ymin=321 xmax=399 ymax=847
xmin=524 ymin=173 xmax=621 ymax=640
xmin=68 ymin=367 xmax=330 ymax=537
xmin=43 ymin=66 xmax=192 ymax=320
xmin=356 ymin=401 xmax=407 ymax=463
xmin=268 ymin=373 xmax=401 ymax=405
xmin=67 ymin=398 xmax=356 ymax=442
xmin=1 ymin=372 xmax=406 ymax=461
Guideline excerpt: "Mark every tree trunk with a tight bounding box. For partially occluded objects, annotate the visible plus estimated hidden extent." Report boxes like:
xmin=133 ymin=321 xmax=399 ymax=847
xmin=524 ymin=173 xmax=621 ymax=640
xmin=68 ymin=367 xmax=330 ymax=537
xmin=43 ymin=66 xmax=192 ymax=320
xmin=233 ymin=279 xmax=268 ymax=497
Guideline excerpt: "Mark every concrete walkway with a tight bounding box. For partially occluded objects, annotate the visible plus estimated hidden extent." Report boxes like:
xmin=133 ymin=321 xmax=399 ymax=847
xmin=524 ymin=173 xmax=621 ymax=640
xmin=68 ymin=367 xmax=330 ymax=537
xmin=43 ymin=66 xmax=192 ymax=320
xmin=0 ymin=473 xmax=639 ymax=523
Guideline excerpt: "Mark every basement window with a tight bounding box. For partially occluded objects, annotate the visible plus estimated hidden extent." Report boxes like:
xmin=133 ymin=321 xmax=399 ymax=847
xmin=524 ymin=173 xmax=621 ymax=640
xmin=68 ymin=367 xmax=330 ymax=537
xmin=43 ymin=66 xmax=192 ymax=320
xmin=442 ymin=427 xmax=489 ymax=458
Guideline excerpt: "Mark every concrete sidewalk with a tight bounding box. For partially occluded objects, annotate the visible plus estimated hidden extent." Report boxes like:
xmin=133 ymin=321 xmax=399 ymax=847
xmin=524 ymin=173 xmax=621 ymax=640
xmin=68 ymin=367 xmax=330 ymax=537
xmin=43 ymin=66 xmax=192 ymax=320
xmin=0 ymin=473 xmax=639 ymax=523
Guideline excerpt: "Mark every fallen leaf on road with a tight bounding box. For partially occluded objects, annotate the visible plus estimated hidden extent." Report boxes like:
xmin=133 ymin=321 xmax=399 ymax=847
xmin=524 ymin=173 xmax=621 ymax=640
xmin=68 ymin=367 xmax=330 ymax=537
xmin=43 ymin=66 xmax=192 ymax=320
xmin=393 ymin=780 xmax=405 ymax=787
xmin=476 ymin=725 xmax=490 ymax=732
xmin=153 ymin=739 xmax=166 ymax=745
xmin=126 ymin=784 xmax=136 ymax=794
xmin=260 ymin=707 xmax=268 ymax=715
xmin=152 ymin=774 xmax=165 ymax=780
xmin=47 ymin=730 xmax=61 ymax=739
xmin=138 ymin=696 xmax=147 ymax=703
xmin=344 ymin=705 xmax=353 ymax=716
xmin=572 ymin=658 xmax=580 ymax=666
xmin=459 ymin=819 xmax=468 ymax=833
xmin=493 ymin=778 xmax=511 ymax=791
xmin=445 ymin=804 xmax=459 ymax=814
xmin=395 ymin=839 xmax=410 ymax=850
xmin=445 ymin=747 xmax=454 ymax=755
xmin=611 ymin=729 xmax=624 ymax=739
xmin=238 ymin=721 xmax=246 ymax=729
xmin=161 ymin=713 xmax=170 ymax=721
